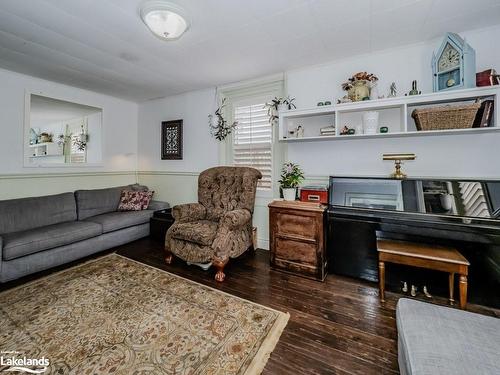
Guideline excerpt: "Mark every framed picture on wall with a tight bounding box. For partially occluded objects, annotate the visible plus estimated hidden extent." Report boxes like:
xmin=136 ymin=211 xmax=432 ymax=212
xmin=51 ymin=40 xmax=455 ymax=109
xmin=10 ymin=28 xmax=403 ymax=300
xmin=161 ymin=119 xmax=183 ymax=160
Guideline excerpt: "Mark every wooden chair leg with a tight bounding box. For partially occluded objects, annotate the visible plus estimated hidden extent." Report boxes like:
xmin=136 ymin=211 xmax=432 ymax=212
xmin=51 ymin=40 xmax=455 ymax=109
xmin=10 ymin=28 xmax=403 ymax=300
xmin=378 ymin=261 xmax=386 ymax=303
xmin=448 ymin=273 xmax=455 ymax=305
xmin=251 ymin=227 xmax=257 ymax=251
xmin=165 ymin=249 xmax=173 ymax=265
xmin=459 ymin=274 xmax=468 ymax=309
xmin=213 ymin=258 xmax=228 ymax=282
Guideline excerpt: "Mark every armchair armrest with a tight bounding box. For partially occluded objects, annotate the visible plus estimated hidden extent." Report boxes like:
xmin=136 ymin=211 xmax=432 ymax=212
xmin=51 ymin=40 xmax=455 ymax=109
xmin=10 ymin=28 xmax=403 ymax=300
xmin=172 ymin=203 xmax=207 ymax=223
xmin=220 ymin=209 xmax=252 ymax=230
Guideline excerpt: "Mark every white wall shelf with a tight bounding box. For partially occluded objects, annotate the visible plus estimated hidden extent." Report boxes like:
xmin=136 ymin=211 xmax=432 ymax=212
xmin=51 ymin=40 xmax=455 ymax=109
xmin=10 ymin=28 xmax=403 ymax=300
xmin=279 ymin=86 xmax=499 ymax=141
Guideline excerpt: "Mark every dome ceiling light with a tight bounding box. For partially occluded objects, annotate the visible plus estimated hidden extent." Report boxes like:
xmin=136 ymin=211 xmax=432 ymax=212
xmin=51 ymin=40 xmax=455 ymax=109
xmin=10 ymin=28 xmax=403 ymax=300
xmin=140 ymin=1 xmax=190 ymax=41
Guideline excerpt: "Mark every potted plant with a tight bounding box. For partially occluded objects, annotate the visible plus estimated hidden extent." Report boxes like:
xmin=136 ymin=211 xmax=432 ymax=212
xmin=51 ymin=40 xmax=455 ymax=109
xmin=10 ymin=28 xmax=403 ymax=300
xmin=278 ymin=162 xmax=304 ymax=201
xmin=282 ymin=96 xmax=297 ymax=110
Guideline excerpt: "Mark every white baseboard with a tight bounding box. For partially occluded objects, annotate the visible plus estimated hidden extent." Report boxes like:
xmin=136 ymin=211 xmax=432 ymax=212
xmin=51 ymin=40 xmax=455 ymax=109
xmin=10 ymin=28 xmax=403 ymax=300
xmin=257 ymin=238 xmax=269 ymax=250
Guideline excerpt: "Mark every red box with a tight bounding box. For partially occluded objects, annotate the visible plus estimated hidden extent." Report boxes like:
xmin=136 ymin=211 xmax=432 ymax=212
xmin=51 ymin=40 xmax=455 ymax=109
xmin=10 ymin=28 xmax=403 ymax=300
xmin=300 ymin=185 xmax=329 ymax=204
xmin=476 ymin=69 xmax=500 ymax=87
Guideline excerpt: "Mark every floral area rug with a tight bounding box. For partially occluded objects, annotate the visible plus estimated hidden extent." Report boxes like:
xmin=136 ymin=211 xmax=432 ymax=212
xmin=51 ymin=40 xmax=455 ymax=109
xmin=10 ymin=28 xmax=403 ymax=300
xmin=0 ymin=254 xmax=289 ymax=374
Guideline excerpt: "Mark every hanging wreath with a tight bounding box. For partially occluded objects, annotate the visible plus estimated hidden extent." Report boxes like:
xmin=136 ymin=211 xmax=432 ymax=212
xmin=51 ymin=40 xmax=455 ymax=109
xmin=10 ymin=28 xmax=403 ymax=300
xmin=208 ymin=98 xmax=237 ymax=141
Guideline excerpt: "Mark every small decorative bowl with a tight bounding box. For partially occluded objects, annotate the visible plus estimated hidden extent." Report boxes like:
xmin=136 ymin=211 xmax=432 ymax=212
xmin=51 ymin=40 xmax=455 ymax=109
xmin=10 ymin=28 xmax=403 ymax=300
xmin=324 ymin=101 xmax=332 ymax=106
xmin=380 ymin=126 xmax=389 ymax=133
xmin=317 ymin=102 xmax=324 ymax=106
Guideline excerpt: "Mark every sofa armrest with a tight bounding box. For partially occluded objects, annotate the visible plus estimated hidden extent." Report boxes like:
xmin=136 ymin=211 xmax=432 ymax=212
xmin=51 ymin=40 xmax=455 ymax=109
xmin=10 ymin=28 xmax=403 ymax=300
xmin=220 ymin=209 xmax=252 ymax=230
xmin=148 ymin=200 xmax=170 ymax=211
xmin=172 ymin=203 xmax=206 ymax=223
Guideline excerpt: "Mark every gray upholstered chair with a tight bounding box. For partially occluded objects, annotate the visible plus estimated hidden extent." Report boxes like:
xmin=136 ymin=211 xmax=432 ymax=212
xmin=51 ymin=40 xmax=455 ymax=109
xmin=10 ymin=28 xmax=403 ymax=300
xmin=165 ymin=166 xmax=261 ymax=282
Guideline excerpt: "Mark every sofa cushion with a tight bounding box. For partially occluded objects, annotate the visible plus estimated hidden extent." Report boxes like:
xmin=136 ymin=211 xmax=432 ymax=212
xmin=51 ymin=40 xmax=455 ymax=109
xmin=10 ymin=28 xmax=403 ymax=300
xmin=84 ymin=210 xmax=155 ymax=233
xmin=2 ymin=221 xmax=102 ymax=261
xmin=169 ymin=220 xmax=218 ymax=246
xmin=0 ymin=193 xmax=77 ymax=235
xmin=118 ymin=190 xmax=154 ymax=211
xmin=75 ymin=186 xmax=126 ymax=220
xmin=396 ymin=298 xmax=500 ymax=375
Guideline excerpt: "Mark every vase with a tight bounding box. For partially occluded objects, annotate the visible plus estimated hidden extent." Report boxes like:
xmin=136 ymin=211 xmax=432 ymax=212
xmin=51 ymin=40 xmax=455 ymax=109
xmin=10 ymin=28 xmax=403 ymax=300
xmin=363 ymin=111 xmax=379 ymax=135
xmin=282 ymin=188 xmax=296 ymax=201
xmin=348 ymin=80 xmax=370 ymax=101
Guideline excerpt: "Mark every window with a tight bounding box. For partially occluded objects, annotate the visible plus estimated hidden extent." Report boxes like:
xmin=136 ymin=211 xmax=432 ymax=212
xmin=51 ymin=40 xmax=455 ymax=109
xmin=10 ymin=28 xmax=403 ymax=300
xmin=232 ymin=101 xmax=272 ymax=190
xmin=220 ymin=76 xmax=284 ymax=195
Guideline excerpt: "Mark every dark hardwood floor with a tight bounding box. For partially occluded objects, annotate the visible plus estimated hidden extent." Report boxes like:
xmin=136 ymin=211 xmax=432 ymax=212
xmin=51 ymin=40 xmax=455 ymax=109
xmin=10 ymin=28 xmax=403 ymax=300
xmin=1 ymin=237 xmax=498 ymax=374
xmin=116 ymin=238 xmax=498 ymax=375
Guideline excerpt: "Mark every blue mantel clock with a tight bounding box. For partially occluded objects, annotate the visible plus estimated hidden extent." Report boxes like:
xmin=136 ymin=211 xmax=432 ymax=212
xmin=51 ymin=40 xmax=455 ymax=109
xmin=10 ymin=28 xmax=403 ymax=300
xmin=432 ymin=32 xmax=476 ymax=92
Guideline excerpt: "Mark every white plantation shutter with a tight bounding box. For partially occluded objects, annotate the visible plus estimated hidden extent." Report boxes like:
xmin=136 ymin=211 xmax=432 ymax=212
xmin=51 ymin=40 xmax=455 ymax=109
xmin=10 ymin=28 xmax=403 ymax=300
xmin=233 ymin=103 xmax=272 ymax=190
xmin=70 ymin=134 xmax=86 ymax=164
xmin=459 ymin=182 xmax=489 ymax=217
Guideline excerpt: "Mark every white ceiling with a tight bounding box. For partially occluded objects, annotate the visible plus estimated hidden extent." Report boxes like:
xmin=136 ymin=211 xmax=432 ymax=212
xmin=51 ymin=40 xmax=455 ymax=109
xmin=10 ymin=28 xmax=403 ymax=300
xmin=0 ymin=0 xmax=499 ymax=102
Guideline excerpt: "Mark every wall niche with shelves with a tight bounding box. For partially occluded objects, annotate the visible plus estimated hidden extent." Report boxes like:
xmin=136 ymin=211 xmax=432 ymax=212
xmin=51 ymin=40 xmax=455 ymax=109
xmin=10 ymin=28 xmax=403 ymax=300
xmin=279 ymin=86 xmax=499 ymax=142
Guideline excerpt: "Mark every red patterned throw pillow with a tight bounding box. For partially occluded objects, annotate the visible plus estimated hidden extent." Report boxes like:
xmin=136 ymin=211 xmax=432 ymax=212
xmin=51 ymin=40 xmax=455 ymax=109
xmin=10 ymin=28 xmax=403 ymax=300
xmin=118 ymin=190 xmax=154 ymax=211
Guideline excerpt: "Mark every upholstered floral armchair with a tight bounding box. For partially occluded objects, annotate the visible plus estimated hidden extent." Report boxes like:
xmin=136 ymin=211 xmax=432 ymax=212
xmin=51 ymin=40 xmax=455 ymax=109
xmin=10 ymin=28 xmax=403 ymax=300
xmin=165 ymin=166 xmax=262 ymax=282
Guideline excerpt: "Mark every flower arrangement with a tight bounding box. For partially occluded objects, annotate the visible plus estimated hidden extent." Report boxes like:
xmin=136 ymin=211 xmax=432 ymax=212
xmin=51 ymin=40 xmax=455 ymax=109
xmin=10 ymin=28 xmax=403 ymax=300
xmin=209 ymin=98 xmax=237 ymax=141
xmin=278 ymin=162 xmax=304 ymax=188
xmin=341 ymin=71 xmax=378 ymax=92
xmin=57 ymin=134 xmax=69 ymax=147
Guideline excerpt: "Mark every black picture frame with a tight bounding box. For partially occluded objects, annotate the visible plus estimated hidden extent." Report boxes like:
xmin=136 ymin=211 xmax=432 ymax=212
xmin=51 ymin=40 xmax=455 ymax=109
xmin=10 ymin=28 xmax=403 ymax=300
xmin=161 ymin=120 xmax=183 ymax=160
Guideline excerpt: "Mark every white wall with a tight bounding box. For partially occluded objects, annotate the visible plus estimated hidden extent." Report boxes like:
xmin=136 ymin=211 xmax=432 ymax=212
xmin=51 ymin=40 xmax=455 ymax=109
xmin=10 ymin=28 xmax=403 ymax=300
xmin=138 ymin=88 xmax=219 ymax=172
xmin=0 ymin=68 xmax=139 ymax=198
xmin=135 ymin=25 xmax=500 ymax=249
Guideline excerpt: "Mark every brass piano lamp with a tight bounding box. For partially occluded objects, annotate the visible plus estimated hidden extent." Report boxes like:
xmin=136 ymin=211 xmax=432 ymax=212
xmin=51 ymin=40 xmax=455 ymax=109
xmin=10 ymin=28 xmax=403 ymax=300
xmin=383 ymin=153 xmax=416 ymax=179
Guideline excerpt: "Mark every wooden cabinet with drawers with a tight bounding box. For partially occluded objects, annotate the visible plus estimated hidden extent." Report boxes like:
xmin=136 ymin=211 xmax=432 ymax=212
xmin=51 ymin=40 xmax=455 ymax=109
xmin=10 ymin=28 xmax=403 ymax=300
xmin=268 ymin=200 xmax=327 ymax=281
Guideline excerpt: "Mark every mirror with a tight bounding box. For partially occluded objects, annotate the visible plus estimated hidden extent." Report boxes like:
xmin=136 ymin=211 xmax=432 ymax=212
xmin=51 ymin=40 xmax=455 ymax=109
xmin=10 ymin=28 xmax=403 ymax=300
xmin=25 ymin=94 xmax=102 ymax=166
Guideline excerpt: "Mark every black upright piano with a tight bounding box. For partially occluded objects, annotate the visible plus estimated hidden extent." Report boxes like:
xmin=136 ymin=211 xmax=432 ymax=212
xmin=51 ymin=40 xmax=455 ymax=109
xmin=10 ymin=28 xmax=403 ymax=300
xmin=327 ymin=176 xmax=500 ymax=308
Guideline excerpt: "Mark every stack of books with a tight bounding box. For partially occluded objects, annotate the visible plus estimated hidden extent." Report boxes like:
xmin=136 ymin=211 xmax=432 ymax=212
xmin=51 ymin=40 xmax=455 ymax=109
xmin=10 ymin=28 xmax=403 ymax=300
xmin=320 ymin=126 xmax=336 ymax=136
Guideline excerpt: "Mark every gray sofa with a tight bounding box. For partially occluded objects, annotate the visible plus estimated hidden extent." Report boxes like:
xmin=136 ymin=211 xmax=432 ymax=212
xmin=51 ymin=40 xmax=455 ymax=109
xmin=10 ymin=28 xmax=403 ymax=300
xmin=397 ymin=298 xmax=500 ymax=375
xmin=0 ymin=185 xmax=168 ymax=282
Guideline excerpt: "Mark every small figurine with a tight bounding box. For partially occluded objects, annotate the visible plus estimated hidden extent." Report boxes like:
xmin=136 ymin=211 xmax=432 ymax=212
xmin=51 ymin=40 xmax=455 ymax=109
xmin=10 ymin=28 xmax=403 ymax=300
xmin=296 ymin=125 xmax=304 ymax=138
xmin=406 ymin=80 xmax=421 ymax=96
xmin=388 ymin=82 xmax=397 ymax=97
xmin=340 ymin=126 xmax=350 ymax=135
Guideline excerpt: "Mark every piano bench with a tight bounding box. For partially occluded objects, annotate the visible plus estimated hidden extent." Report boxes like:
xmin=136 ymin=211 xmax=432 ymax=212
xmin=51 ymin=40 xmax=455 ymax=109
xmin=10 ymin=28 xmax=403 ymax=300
xmin=377 ymin=239 xmax=470 ymax=309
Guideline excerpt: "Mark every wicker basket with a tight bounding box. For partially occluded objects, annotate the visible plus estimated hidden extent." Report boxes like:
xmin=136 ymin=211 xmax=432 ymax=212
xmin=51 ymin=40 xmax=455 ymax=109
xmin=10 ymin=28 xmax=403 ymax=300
xmin=411 ymin=102 xmax=481 ymax=131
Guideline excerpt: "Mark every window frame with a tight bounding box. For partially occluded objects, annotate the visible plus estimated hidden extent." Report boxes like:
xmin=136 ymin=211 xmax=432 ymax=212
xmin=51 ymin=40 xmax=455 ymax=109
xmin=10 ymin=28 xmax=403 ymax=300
xmin=231 ymin=95 xmax=273 ymax=192
xmin=220 ymin=80 xmax=284 ymax=199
